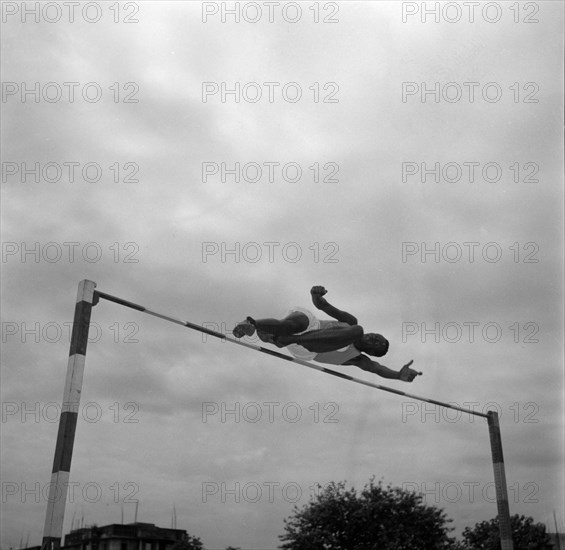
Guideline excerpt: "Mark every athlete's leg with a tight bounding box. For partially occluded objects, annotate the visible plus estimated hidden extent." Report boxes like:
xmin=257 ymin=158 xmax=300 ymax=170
xmin=253 ymin=312 xmax=310 ymax=335
xmin=233 ymin=312 xmax=309 ymax=338
xmin=276 ymin=325 xmax=364 ymax=353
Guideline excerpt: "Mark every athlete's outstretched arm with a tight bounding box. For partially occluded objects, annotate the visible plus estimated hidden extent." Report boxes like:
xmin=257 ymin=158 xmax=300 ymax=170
xmin=310 ymin=286 xmax=358 ymax=325
xmin=344 ymin=355 xmax=421 ymax=382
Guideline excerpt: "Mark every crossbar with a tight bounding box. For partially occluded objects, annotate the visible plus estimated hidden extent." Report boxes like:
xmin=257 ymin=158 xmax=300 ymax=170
xmin=94 ymin=289 xmax=488 ymax=419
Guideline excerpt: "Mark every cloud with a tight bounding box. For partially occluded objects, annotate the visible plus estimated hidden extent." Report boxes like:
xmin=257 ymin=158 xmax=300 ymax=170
xmin=1 ymin=3 xmax=563 ymax=549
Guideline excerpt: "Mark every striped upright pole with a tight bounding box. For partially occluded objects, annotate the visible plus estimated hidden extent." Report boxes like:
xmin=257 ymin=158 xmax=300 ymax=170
xmin=488 ymin=410 xmax=514 ymax=550
xmin=41 ymin=280 xmax=97 ymax=550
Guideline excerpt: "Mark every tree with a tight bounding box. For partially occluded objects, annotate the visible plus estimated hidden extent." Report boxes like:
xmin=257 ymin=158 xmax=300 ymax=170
xmin=279 ymin=478 xmax=457 ymax=550
xmin=171 ymin=534 xmax=204 ymax=550
xmin=461 ymin=514 xmax=554 ymax=549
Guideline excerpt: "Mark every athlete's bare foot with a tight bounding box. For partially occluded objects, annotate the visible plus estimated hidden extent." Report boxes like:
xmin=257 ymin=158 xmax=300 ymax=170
xmin=233 ymin=318 xmax=256 ymax=338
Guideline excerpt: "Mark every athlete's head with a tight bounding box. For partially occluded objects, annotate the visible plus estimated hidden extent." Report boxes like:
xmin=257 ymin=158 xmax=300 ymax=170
xmin=359 ymin=333 xmax=389 ymax=357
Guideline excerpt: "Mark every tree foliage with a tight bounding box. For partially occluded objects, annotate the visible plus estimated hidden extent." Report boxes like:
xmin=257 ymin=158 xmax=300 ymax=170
xmin=171 ymin=534 xmax=204 ymax=550
xmin=461 ymin=514 xmax=554 ymax=550
xmin=279 ymin=478 xmax=457 ymax=550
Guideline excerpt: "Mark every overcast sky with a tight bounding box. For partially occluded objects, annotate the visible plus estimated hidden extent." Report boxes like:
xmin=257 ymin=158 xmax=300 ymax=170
xmin=1 ymin=2 xmax=564 ymax=549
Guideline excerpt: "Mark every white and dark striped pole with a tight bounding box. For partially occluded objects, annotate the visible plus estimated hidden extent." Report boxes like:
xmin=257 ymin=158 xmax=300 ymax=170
xmin=41 ymin=280 xmax=97 ymax=550
xmin=488 ymin=410 xmax=514 ymax=550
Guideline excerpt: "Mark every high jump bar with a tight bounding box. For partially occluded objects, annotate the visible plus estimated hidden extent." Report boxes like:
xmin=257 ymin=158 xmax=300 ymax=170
xmin=94 ymin=289 xmax=489 ymax=419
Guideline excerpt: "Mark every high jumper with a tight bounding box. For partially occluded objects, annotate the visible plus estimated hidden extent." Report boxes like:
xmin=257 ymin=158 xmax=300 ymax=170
xmin=233 ymin=285 xmax=422 ymax=383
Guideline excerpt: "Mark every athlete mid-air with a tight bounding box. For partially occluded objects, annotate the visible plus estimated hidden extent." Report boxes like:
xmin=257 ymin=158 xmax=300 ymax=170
xmin=233 ymin=286 xmax=421 ymax=382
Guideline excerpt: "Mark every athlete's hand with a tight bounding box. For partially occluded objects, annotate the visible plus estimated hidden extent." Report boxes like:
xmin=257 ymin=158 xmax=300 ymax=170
xmin=310 ymin=286 xmax=327 ymax=297
xmin=399 ymin=360 xmax=422 ymax=382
